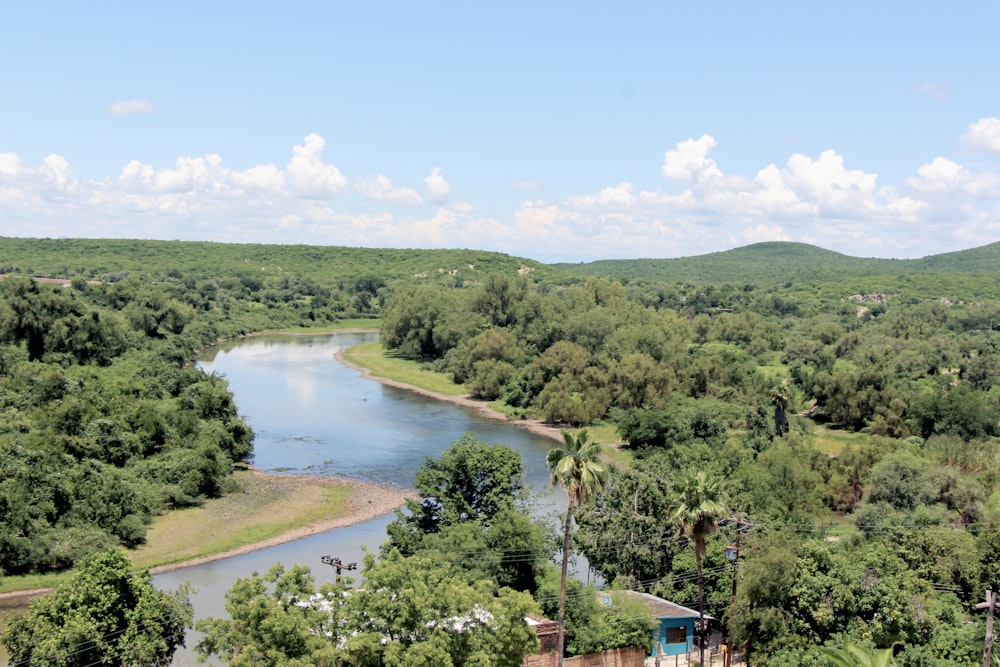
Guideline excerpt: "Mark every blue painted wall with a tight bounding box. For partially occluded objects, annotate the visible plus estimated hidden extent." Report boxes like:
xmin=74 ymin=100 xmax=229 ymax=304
xmin=653 ymin=617 xmax=694 ymax=657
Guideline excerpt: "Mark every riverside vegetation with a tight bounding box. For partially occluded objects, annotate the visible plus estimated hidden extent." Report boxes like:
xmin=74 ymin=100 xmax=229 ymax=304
xmin=1 ymin=237 xmax=1000 ymax=665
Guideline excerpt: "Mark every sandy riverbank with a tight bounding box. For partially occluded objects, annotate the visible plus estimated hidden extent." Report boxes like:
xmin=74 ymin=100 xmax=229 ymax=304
xmin=148 ymin=473 xmax=414 ymax=574
xmin=0 ymin=472 xmax=414 ymax=604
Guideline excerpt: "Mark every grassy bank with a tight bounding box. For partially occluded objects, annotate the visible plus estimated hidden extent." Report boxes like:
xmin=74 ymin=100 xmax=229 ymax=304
xmin=341 ymin=341 xmax=467 ymax=396
xmin=272 ymin=319 xmax=381 ymax=333
xmin=0 ymin=470 xmax=358 ymax=596
xmin=131 ymin=470 xmax=353 ymax=570
xmin=341 ymin=341 xmax=632 ymax=465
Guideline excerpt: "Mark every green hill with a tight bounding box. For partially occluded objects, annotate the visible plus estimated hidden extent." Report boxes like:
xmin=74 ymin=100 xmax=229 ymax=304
xmin=3 ymin=237 xmax=999 ymax=302
xmin=549 ymin=241 xmax=1000 ymax=300
xmin=0 ymin=237 xmax=557 ymax=286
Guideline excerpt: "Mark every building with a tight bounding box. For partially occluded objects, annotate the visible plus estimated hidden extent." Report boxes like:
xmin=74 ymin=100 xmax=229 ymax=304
xmin=617 ymin=591 xmax=711 ymax=659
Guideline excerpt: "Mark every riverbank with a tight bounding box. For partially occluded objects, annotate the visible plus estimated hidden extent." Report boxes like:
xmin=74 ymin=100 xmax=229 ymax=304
xmin=144 ymin=470 xmax=414 ymax=574
xmin=337 ymin=340 xmax=633 ymax=469
xmin=0 ymin=469 xmax=414 ymax=603
xmin=337 ymin=343 xmax=567 ymax=444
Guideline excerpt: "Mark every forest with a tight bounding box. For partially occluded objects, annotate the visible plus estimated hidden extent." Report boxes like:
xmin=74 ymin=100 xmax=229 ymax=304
xmin=2 ymin=236 xmax=1000 ymax=665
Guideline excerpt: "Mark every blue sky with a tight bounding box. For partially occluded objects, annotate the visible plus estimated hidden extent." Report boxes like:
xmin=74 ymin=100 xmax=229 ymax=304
xmin=2 ymin=2 xmax=999 ymax=262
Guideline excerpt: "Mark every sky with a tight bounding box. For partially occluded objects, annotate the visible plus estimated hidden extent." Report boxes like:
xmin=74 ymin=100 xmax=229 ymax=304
xmin=2 ymin=2 xmax=999 ymax=263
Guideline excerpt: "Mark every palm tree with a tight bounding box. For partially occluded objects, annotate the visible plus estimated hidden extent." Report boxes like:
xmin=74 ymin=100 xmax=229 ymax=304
xmin=818 ymin=644 xmax=895 ymax=667
xmin=670 ymin=471 xmax=726 ymax=667
xmin=546 ymin=429 xmax=607 ymax=667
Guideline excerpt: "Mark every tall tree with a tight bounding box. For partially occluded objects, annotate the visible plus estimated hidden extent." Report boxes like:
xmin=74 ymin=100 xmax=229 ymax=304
xmin=2 ymin=548 xmax=191 ymax=666
xmin=197 ymin=553 xmax=540 ymax=667
xmin=670 ymin=470 xmax=726 ymax=667
xmin=386 ymin=433 xmax=528 ymax=552
xmin=546 ymin=429 xmax=607 ymax=667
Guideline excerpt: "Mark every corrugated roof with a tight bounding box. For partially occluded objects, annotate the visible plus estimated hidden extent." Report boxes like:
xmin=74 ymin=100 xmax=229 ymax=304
xmin=617 ymin=590 xmax=714 ymax=621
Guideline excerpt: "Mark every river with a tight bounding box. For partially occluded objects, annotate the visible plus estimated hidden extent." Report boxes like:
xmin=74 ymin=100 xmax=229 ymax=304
xmin=155 ymin=331 xmax=571 ymax=666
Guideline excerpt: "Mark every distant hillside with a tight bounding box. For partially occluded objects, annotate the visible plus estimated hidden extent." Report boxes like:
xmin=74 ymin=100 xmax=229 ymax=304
xmin=3 ymin=237 xmax=998 ymax=302
xmin=0 ymin=237 xmax=557 ymax=286
xmin=908 ymin=241 xmax=1000 ymax=273
xmin=550 ymin=241 xmax=1000 ymax=287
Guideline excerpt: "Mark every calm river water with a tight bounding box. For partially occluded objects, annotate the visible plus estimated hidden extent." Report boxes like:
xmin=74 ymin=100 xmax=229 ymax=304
xmin=155 ymin=331 xmax=570 ymax=666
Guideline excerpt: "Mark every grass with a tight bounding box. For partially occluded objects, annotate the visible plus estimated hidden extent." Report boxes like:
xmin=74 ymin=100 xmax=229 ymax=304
xmin=273 ymin=318 xmax=381 ymax=333
xmin=0 ymin=470 xmax=353 ymax=596
xmin=0 ymin=571 xmax=72 ymax=597
xmin=809 ymin=423 xmax=863 ymax=455
xmin=130 ymin=470 xmax=352 ymax=570
xmin=341 ymin=341 xmax=467 ymax=396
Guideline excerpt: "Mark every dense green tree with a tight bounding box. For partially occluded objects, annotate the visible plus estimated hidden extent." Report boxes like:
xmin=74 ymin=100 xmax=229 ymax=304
xmin=195 ymin=563 xmax=344 ymax=666
xmin=2 ymin=548 xmax=191 ymax=666
xmin=866 ymin=452 xmax=936 ymax=511
xmin=563 ymin=589 xmax=657 ymax=656
xmin=381 ymin=285 xmax=479 ymax=359
xmin=0 ymin=276 xmax=69 ymax=360
xmin=197 ymin=553 xmax=540 ymax=667
xmin=386 ymin=434 xmax=528 ymax=552
xmin=574 ymin=466 xmax=677 ymax=584
xmin=470 ymin=273 xmax=528 ymax=328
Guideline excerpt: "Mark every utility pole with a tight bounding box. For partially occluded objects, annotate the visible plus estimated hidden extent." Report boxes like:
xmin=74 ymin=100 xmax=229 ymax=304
xmin=977 ymin=590 xmax=996 ymax=667
xmin=321 ymin=555 xmax=357 ymax=584
xmin=721 ymin=516 xmax=752 ymax=667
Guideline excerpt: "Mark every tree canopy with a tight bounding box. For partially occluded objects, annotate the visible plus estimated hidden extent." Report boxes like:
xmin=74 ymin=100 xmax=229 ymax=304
xmin=2 ymin=548 xmax=191 ymax=666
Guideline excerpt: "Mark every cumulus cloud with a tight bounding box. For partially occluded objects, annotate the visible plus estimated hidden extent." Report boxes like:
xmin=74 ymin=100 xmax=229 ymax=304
xmin=355 ymin=175 xmax=422 ymax=204
xmin=2 ymin=128 xmax=1000 ymax=261
xmin=107 ymin=99 xmax=156 ymax=115
xmin=662 ymin=135 xmax=723 ymax=183
xmin=0 ymin=153 xmax=22 ymax=176
xmin=424 ymin=167 xmax=450 ymax=202
xmin=741 ymin=223 xmax=791 ymax=244
xmin=962 ymin=117 xmax=1000 ymax=154
xmin=286 ymin=134 xmax=348 ymax=198
xmin=783 ymin=150 xmax=878 ymax=212
xmin=568 ymin=183 xmax=635 ymax=209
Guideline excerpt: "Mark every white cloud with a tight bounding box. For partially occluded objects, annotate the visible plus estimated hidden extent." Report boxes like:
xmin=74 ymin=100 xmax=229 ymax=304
xmin=567 ymin=183 xmax=634 ymax=208
xmin=40 ymin=154 xmax=72 ymax=189
xmin=286 ymin=133 xmax=348 ymax=198
xmin=962 ymin=117 xmax=1000 ymax=153
xmin=908 ymin=156 xmax=1000 ymax=199
xmin=2 ymin=128 xmax=1000 ymax=262
xmin=741 ymin=224 xmax=790 ymax=244
xmin=0 ymin=186 xmax=25 ymax=204
xmin=424 ymin=167 xmax=450 ymax=202
xmin=0 ymin=153 xmax=23 ymax=176
xmin=356 ymin=175 xmax=422 ymax=204
xmin=231 ymin=163 xmax=285 ymax=193
xmin=107 ymin=99 xmax=156 ymax=115
xmin=512 ymin=180 xmax=541 ymax=191
xmin=662 ymin=135 xmax=723 ymax=183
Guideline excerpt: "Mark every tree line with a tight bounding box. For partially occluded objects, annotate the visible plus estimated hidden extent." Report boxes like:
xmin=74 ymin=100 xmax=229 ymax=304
xmin=3 ymin=236 xmax=1000 ymax=665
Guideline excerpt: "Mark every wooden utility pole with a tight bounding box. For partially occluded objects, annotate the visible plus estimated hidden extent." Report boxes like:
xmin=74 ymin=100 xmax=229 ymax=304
xmin=977 ymin=590 xmax=996 ymax=667
xmin=721 ymin=516 xmax=752 ymax=667
xmin=321 ymin=555 xmax=357 ymax=584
